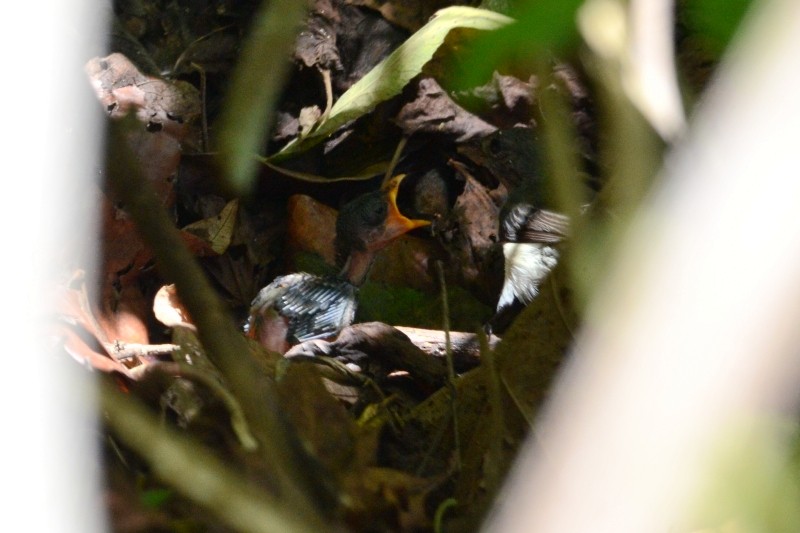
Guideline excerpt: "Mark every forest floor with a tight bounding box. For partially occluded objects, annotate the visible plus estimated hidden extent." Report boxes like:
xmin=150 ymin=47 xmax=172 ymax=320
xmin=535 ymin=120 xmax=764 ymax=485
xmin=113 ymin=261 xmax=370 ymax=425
xmin=56 ymin=1 xmax=717 ymax=531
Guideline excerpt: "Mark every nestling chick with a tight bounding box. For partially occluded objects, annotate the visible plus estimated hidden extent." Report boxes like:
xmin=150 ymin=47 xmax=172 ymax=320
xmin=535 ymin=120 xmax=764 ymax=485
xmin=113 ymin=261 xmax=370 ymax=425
xmin=247 ymin=175 xmax=430 ymax=353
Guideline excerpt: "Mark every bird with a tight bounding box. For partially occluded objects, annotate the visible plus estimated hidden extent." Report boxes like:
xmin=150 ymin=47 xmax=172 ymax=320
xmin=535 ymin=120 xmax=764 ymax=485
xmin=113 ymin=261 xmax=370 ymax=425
xmin=491 ymin=185 xmax=570 ymax=333
xmin=455 ymin=127 xmax=575 ymax=334
xmin=246 ymin=174 xmax=430 ymax=353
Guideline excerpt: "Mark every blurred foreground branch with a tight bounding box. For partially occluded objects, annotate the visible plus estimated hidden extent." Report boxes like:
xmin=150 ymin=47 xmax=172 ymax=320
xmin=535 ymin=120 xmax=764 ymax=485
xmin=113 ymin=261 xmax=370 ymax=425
xmin=485 ymin=0 xmax=800 ymax=531
xmin=100 ymin=379 xmax=317 ymax=533
xmin=104 ymin=115 xmax=333 ymax=528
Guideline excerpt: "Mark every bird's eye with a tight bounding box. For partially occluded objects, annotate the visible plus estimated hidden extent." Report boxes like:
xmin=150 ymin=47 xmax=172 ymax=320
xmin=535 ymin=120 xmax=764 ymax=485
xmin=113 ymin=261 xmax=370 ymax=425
xmin=363 ymin=200 xmax=387 ymax=227
xmin=368 ymin=202 xmax=387 ymax=226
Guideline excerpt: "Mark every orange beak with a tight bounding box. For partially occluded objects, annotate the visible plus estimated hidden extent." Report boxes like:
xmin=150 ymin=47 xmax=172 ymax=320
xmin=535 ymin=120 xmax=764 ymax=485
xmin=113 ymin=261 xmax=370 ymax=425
xmin=367 ymin=174 xmax=431 ymax=251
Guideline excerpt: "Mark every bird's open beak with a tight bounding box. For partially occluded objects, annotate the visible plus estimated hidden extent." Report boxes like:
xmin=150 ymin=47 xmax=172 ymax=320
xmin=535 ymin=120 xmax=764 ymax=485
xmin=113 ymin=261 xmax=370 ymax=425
xmin=368 ymin=174 xmax=430 ymax=251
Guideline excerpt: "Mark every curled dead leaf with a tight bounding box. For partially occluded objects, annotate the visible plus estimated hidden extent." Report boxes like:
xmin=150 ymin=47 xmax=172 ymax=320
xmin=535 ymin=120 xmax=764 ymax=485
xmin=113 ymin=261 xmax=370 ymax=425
xmin=153 ymin=284 xmax=196 ymax=331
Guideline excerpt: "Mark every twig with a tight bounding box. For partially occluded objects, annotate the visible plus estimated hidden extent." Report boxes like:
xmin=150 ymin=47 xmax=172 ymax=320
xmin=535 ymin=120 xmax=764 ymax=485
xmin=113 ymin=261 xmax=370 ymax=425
xmin=548 ymin=274 xmax=574 ymax=339
xmin=433 ymin=498 xmax=458 ymax=533
xmin=394 ymin=325 xmax=494 ymax=371
xmin=479 ymin=327 xmax=505 ymax=495
xmin=279 ymin=354 xmax=387 ymax=402
xmin=319 ymin=68 xmax=333 ymax=122
xmin=106 ymin=340 xmax=180 ymax=360
xmin=189 ymin=62 xmax=209 ymax=152
xmin=436 ymin=260 xmax=461 ymax=472
xmin=171 ymin=25 xmax=235 ymax=75
xmin=383 ymin=135 xmax=408 ymax=185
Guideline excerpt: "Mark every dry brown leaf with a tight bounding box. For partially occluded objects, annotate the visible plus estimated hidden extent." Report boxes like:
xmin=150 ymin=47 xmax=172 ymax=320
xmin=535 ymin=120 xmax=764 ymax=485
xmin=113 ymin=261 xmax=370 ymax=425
xmin=394 ymin=77 xmax=496 ymax=142
xmin=286 ymin=194 xmax=338 ymax=266
xmin=182 ymin=199 xmax=239 ymax=255
xmin=153 ymin=284 xmax=196 ymax=331
xmin=59 ymin=323 xmax=133 ymax=376
xmin=347 ymin=0 xmax=462 ymax=32
xmin=95 ymin=282 xmax=151 ymax=347
xmin=85 ymin=52 xmax=201 ymax=141
xmin=87 ymin=52 xmax=200 ymax=208
xmin=434 ymin=168 xmax=504 ymax=302
xmin=54 ymin=273 xmax=143 ymax=374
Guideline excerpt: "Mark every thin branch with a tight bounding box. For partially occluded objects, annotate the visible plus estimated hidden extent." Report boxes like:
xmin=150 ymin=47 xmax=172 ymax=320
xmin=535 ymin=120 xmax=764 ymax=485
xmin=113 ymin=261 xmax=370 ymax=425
xmin=436 ymin=260 xmax=461 ymax=472
xmin=106 ymin=341 xmax=179 ymax=360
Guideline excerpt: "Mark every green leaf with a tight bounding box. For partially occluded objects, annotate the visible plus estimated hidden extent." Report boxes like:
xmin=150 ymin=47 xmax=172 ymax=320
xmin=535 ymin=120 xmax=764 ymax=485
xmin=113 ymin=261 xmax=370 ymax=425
xmin=682 ymin=0 xmax=755 ymax=56
xmin=458 ymin=0 xmax=583 ymax=87
xmin=268 ymin=6 xmax=514 ymax=163
xmin=140 ymin=487 xmax=173 ymax=509
xmin=260 ymin=158 xmax=389 ymax=184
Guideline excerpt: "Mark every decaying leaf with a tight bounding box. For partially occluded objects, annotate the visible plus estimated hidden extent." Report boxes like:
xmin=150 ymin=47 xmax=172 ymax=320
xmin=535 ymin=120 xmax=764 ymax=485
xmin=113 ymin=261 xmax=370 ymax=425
xmin=182 ymin=199 xmax=239 ymax=255
xmin=451 ymin=70 xmax=537 ymax=129
xmin=286 ymin=194 xmax=339 ymax=267
xmin=99 ymin=186 xmax=214 ymax=308
xmin=54 ymin=271 xmax=149 ymax=375
xmin=294 ymin=0 xmax=410 ymax=94
xmin=87 ymin=53 xmax=201 ymax=211
xmin=294 ymin=0 xmax=344 ymax=71
xmin=85 ymin=52 xmax=201 ymax=141
xmin=434 ymin=167 xmax=505 ymax=303
xmin=394 ymin=77 xmax=497 ymax=142
xmin=298 ymin=106 xmax=323 ymax=137
xmin=348 ymin=0 xmax=468 ymax=32
xmin=100 ymin=190 xmax=153 ymax=289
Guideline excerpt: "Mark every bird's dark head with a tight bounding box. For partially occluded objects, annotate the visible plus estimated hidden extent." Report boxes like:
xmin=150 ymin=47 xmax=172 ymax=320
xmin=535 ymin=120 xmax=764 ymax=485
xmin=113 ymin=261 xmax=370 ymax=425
xmin=335 ymin=174 xmax=430 ymax=284
xmin=458 ymin=127 xmax=543 ymax=190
